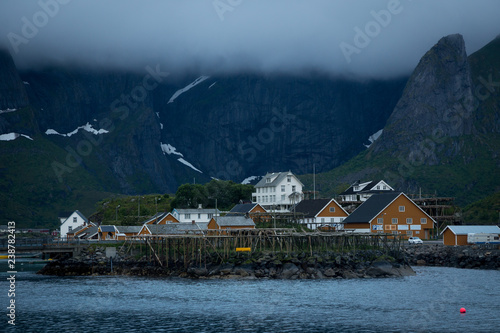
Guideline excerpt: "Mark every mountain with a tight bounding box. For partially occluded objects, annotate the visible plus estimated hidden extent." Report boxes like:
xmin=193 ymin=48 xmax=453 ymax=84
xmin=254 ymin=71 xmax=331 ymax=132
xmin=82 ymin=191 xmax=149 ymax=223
xmin=0 ymin=53 xmax=407 ymax=226
xmin=302 ymin=34 xmax=500 ymax=206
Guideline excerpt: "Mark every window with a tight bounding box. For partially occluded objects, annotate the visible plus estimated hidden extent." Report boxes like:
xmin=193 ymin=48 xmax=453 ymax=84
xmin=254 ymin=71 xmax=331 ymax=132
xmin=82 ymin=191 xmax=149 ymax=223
xmin=257 ymin=196 xmax=260 ymax=201
xmin=68 ymin=226 xmax=72 ymax=231
xmin=292 ymin=185 xmax=296 ymax=192
xmin=73 ymin=217 xmax=77 ymax=223
xmin=329 ymin=207 xmax=335 ymax=213
xmin=321 ymin=218 xmax=325 ymax=222
xmin=281 ymin=195 xmax=285 ymax=201
xmin=420 ymin=218 xmax=427 ymax=224
xmin=406 ymin=218 xmax=413 ymax=224
xmin=377 ymin=186 xmax=380 ymax=190
xmin=399 ymin=206 xmax=405 ymax=212
xmin=281 ymin=185 xmax=285 ymax=192
xmin=208 ymin=214 xmax=213 ymax=219
xmin=266 ymin=178 xmax=271 ymax=183
xmin=406 ymin=230 xmax=413 ymax=236
xmin=383 ymin=185 xmax=387 ymax=190
xmin=198 ymin=214 xmax=201 ymax=219
xmin=185 ymin=214 xmax=190 ymax=219
xmin=392 ymin=231 xmax=398 ymax=235
xmin=415 ymin=231 xmax=420 ymax=235
xmin=392 ymin=218 xmax=398 ymax=224
xmin=377 ymin=218 xmax=383 ymax=224
xmin=287 ymin=176 xmax=291 ymax=182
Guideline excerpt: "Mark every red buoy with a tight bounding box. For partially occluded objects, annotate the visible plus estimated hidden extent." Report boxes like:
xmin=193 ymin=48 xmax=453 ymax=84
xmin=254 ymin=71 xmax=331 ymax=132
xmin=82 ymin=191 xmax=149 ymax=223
xmin=460 ymin=307 xmax=466 ymax=313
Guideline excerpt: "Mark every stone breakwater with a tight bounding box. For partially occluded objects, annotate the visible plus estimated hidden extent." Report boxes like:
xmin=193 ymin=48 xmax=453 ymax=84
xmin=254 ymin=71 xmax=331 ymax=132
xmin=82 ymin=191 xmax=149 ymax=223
xmin=405 ymin=244 xmax=500 ymax=270
xmin=38 ymin=247 xmax=414 ymax=279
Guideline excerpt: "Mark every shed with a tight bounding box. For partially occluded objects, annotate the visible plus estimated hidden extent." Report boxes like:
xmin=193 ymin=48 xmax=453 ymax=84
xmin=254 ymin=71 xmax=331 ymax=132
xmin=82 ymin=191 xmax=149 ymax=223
xmin=440 ymin=225 xmax=500 ymax=246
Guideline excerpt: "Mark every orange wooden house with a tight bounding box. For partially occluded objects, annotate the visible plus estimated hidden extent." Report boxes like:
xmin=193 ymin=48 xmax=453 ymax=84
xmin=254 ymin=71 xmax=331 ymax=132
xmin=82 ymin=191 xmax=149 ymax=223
xmin=294 ymin=199 xmax=349 ymax=230
xmin=343 ymin=192 xmax=435 ymax=239
xmin=227 ymin=203 xmax=268 ymax=223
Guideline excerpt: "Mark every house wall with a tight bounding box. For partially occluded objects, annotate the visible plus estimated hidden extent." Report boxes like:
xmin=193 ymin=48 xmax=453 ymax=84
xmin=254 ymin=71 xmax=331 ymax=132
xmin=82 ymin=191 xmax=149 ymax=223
xmin=368 ymin=195 xmax=434 ymax=239
xmin=344 ymin=223 xmax=370 ymax=230
xmin=139 ymin=227 xmax=151 ymax=235
xmin=442 ymin=229 xmax=468 ymax=246
xmin=252 ymin=175 xmax=303 ymax=208
xmin=158 ymin=214 xmax=179 ymax=224
xmin=60 ymin=212 xmax=86 ymax=239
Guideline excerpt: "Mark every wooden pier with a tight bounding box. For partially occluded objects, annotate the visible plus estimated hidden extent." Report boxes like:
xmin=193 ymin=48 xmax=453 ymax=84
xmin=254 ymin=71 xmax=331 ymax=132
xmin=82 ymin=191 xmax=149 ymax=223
xmin=121 ymin=230 xmax=404 ymax=267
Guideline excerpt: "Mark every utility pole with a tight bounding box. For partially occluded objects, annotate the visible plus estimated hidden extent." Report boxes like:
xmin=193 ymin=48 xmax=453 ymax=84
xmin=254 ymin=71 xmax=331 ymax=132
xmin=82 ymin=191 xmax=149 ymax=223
xmin=313 ymin=164 xmax=316 ymax=200
xmin=115 ymin=205 xmax=120 ymax=222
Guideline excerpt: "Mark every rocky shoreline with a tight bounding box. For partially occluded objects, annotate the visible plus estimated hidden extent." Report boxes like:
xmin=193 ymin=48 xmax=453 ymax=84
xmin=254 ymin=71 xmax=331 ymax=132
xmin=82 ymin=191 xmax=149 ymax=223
xmin=38 ymin=247 xmax=414 ymax=279
xmin=405 ymin=244 xmax=500 ymax=270
xmin=38 ymin=244 xmax=500 ymax=279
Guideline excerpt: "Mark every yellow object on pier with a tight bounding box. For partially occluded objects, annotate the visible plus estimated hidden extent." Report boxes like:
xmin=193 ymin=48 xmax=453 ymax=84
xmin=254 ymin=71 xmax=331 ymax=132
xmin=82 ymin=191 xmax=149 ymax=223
xmin=236 ymin=247 xmax=251 ymax=252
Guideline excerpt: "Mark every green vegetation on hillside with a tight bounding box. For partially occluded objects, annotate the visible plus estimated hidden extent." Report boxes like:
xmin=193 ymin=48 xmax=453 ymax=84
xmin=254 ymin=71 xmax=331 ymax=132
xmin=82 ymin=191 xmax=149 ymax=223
xmin=171 ymin=179 xmax=254 ymax=211
xmin=462 ymin=192 xmax=500 ymax=225
xmin=90 ymin=193 xmax=173 ymax=226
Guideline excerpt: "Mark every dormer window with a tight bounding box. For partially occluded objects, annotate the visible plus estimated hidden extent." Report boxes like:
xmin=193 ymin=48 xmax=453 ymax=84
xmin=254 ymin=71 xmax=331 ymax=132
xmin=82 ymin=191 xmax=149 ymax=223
xmin=266 ymin=178 xmax=271 ymax=183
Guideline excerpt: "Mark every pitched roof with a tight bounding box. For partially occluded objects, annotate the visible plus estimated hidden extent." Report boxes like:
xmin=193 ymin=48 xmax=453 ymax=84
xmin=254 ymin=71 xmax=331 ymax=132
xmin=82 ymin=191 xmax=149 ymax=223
xmin=62 ymin=210 xmax=89 ymax=224
xmin=293 ymin=199 xmax=332 ymax=218
xmin=214 ymin=216 xmax=255 ymax=227
xmin=343 ymin=192 xmax=402 ymax=224
xmin=141 ymin=212 xmax=168 ymax=225
xmin=99 ymin=225 xmax=116 ymax=233
xmin=228 ymin=203 xmax=259 ymax=215
xmin=173 ymin=208 xmax=220 ymax=214
xmin=146 ymin=223 xmax=208 ymax=235
xmin=115 ymin=226 xmax=142 ymax=234
xmin=254 ymin=171 xmax=304 ymax=188
xmin=77 ymin=226 xmax=98 ymax=239
xmin=440 ymin=225 xmax=500 ymax=235
xmin=339 ymin=180 xmax=393 ymax=195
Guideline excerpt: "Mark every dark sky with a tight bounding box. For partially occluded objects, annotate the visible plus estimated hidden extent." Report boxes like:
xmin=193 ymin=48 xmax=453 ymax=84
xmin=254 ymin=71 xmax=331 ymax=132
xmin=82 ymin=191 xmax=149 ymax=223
xmin=1 ymin=0 xmax=499 ymax=78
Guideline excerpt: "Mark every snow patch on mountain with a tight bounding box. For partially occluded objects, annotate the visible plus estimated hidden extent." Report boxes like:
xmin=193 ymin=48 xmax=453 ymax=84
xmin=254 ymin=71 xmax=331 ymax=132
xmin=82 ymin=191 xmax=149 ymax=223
xmin=45 ymin=122 xmax=109 ymax=137
xmin=177 ymin=158 xmax=203 ymax=173
xmin=0 ymin=108 xmax=17 ymax=114
xmin=0 ymin=133 xmax=33 ymax=141
xmin=364 ymin=129 xmax=383 ymax=148
xmin=208 ymin=82 xmax=217 ymax=89
xmin=160 ymin=142 xmax=202 ymax=173
xmin=168 ymin=76 xmax=210 ymax=104
xmin=241 ymin=176 xmax=259 ymax=184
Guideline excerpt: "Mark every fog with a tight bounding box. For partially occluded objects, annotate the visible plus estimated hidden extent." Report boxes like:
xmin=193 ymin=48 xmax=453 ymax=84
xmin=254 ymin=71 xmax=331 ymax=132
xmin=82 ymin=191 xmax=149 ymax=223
xmin=1 ymin=0 xmax=499 ymax=78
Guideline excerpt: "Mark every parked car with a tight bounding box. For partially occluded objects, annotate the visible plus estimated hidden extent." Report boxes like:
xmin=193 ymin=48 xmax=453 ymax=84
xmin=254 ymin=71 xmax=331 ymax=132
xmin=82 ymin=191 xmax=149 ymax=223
xmin=408 ymin=237 xmax=423 ymax=244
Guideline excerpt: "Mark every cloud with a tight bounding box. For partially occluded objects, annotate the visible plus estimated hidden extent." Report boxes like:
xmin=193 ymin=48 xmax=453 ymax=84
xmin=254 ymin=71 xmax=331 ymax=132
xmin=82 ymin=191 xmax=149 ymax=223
xmin=1 ymin=0 xmax=499 ymax=78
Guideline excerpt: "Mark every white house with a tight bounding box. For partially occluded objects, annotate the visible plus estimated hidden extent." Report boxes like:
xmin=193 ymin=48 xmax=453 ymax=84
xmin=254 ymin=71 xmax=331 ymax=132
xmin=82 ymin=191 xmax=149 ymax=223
xmin=252 ymin=171 xmax=304 ymax=212
xmin=60 ymin=210 xmax=89 ymax=240
xmin=172 ymin=206 xmax=220 ymax=223
xmin=339 ymin=180 xmax=394 ymax=202
xmin=294 ymin=198 xmax=349 ymax=230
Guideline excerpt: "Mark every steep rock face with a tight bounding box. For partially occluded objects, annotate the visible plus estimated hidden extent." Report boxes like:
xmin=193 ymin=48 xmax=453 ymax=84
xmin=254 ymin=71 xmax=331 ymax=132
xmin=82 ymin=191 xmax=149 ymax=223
xmin=160 ymin=75 xmax=406 ymax=180
xmin=0 ymin=49 xmax=29 ymax=110
xmin=372 ymin=34 xmax=478 ymax=164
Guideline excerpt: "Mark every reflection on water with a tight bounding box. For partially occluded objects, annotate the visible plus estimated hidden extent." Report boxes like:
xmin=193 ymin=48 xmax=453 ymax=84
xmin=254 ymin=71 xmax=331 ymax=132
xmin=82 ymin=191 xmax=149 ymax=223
xmin=1 ymin=265 xmax=499 ymax=333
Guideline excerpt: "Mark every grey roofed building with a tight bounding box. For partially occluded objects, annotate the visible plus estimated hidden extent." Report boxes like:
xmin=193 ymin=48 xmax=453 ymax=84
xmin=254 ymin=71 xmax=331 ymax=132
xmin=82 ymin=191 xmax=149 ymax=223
xmin=342 ymin=192 xmax=402 ymax=224
xmin=339 ymin=180 xmax=394 ymax=202
xmin=115 ymin=226 xmax=142 ymax=234
xmin=77 ymin=226 xmax=99 ymax=239
xmin=213 ymin=216 xmax=255 ymax=227
xmin=99 ymin=225 xmax=116 ymax=233
xmin=293 ymin=199 xmax=332 ymax=218
xmin=141 ymin=212 xmax=169 ymax=225
xmin=440 ymin=225 xmax=500 ymax=235
xmin=227 ymin=203 xmax=263 ymax=215
xmin=146 ymin=222 xmax=208 ymax=235
xmin=254 ymin=171 xmax=304 ymax=188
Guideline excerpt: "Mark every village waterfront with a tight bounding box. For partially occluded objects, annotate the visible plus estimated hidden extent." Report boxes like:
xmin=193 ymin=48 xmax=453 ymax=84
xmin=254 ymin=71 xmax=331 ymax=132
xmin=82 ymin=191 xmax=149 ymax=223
xmin=2 ymin=259 xmax=500 ymax=332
